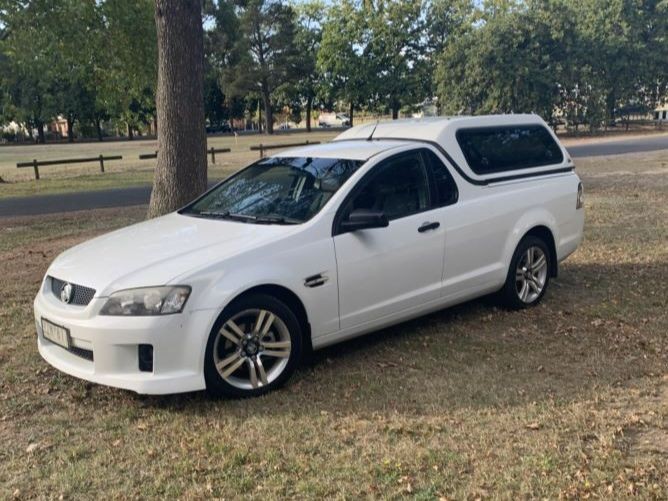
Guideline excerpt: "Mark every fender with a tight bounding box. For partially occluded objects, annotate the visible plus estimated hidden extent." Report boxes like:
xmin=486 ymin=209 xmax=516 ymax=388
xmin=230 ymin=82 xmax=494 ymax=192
xmin=502 ymin=208 xmax=559 ymax=275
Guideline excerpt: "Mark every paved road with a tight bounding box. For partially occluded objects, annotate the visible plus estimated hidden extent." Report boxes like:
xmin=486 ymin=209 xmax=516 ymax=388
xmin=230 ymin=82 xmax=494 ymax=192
xmin=0 ymin=182 xmax=219 ymax=218
xmin=565 ymin=133 xmax=668 ymax=157
xmin=1 ymin=134 xmax=667 ymax=218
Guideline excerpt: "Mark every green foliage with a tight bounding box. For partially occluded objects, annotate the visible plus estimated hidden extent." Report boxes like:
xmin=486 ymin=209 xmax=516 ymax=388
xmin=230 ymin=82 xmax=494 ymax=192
xmin=366 ymin=0 xmax=429 ymax=118
xmin=318 ymin=0 xmax=373 ymax=123
xmin=1 ymin=0 xmax=666 ymax=139
xmin=0 ymin=0 xmax=155 ymax=142
xmin=435 ymin=0 xmax=668 ymax=129
xmin=213 ymin=0 xmax=300 ymax=133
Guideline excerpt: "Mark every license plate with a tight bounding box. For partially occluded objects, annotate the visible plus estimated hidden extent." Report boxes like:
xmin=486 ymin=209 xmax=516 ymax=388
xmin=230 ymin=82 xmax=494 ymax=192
xmin=42 ymin=319 xmax=70 ymax=349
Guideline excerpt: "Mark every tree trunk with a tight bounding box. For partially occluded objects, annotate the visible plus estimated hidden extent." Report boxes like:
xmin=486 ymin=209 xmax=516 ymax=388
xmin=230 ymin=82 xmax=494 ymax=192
xmin=391 ymin=103 xmax=399 ymax=120
xmin=67 ymin=116 xmax=74 ymax=142
xmin=127 ymin=123 xmax=134 ymax=140
xmin=36 ymin=120 xmax=45 ymax=144
xmin=306 ymin=95 xmax=313 ymax=132
xmin=96 ymin=119 xmax=104 ymax=141
xmin=349 ymin=101 xmax=354 ymax=127
xmin=148 ymin=0 xmax=207 ymax=218
xmin=261 ymin=86 xmax=273 ymax=134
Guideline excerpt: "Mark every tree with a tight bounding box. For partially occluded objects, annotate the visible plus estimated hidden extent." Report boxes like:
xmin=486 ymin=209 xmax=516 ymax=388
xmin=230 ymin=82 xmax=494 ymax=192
xmin=366 ymin=0 xmax=428 ymax=119
xmin=318 ymin=0 xmax=372 ymax=126
xmin=219 ymin=0 xmax=300 ymax=134
xmin=98 ymin=0 xmax=157 ymax=139
xmin=203 ymin=0 xmax=239 ymax=128
xmin=436 ymin=0 xmax=574 ymax=122
xmin=147 ymin=0 xmax=207 ymax=218
xmin=0 ymin=0 xmax=64 ymax=142
xmin=294 ymin=1 xmax=325 ymax=131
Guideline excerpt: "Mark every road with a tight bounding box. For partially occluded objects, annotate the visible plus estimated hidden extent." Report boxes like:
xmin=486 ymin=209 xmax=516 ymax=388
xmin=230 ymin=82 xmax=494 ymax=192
xmin=1 ymin=133 xmax=667 ymax=218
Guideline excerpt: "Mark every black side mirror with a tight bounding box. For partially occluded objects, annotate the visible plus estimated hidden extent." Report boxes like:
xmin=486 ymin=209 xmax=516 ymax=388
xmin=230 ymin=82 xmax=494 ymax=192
xmin=340 ymin=208 xmax=389 ymax=232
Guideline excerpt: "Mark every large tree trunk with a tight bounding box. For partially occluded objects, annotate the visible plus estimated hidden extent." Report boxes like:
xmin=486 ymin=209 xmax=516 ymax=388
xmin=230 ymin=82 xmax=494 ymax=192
xmin=306 ymin=95 xmax=313 ymax=132
xmin=349 ymin=101 xmax=354 ymax=127
xmin=127 ymin=123 xmax=134 ymax=140
xmin=261 ymin=86 xmax=273 ymax=134
xmin=148 ymin=0 xmax=207 ymax=218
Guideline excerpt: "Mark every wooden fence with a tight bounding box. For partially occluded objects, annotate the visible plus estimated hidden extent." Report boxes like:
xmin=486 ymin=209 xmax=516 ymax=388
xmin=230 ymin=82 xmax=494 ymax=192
xmin=249 ymin=140 xmax=320 ymax=158
xmin=16 ymin=155 xmax=122 ymax=180
xmin=137 ymin=147 xmax=231 ymax=163
xmin=17 ymin=141 xmax=319 ymax=181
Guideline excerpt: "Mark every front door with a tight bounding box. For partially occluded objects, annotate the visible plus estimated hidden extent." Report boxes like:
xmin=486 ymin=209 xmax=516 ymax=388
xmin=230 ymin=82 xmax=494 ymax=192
xmin=333 ymin=150 xmax=446 ymax=330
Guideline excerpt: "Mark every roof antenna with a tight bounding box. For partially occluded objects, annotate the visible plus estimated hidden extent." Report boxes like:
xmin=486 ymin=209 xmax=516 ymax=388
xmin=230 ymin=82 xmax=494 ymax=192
xmin=366 ymin=120 xmax=379 ymax=141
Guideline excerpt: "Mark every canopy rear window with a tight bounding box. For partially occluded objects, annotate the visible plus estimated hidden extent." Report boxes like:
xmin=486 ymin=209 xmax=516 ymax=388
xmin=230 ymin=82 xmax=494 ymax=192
xmin=456 ymin=125 xmax=564 ymax=175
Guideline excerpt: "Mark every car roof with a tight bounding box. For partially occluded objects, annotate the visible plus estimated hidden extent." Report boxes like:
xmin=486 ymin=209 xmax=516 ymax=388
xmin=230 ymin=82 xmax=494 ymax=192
xmin=273 ymin=138 xmax=409 ymax=161
xmin=333 ymin=114 xmax=547 ymax=144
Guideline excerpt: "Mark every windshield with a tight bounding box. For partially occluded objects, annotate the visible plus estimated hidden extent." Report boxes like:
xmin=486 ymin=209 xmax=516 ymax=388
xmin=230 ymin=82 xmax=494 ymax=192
xmin=181 ymin=156 xmax=364 ymax=224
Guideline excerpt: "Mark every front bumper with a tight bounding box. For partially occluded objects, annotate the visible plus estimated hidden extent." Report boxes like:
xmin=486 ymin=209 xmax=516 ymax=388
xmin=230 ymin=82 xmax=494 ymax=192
xmin=34 ymin=282 xmax=217 ymax=395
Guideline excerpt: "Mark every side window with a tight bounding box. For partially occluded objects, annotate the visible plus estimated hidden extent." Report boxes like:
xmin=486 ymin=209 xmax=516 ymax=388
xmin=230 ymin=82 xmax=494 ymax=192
xmin=456 ymin=125 xmax=564 ymax=174
xmin=422 ymin=149 xmax=458 ymax=207
xmin=347 ymin=152 xmax=430 ymax=221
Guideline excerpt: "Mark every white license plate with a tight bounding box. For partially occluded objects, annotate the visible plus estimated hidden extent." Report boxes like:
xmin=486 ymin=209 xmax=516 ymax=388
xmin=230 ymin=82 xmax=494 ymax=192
xmin=42 ymin=319 xmax=70 ymax=349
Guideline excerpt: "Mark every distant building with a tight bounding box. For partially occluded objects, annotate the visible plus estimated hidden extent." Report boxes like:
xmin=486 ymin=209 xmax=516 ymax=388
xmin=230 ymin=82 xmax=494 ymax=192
xmin=412 ymin=99 xmax=439 ymax=118
xmin=47 ymin=116 xmax=69 ymax=138
xmin=654 ymin=105 xmax=668 ymax=122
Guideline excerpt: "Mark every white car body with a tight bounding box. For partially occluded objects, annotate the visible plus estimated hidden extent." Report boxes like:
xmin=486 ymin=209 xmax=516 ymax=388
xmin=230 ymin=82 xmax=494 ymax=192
xmin=34 ymin=114 xmax=584 ymax=394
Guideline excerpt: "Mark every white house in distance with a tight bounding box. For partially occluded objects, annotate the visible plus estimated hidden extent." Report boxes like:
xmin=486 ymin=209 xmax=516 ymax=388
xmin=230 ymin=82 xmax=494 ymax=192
xmin=654 ymin=104 xmax=668 ymax=122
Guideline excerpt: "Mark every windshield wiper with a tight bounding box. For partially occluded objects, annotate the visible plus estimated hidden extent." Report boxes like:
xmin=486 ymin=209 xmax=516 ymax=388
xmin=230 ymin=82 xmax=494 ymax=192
xmin=197 ymin=210 xmax=231 ymax=219
xmin=196 ymin=211 xmax=299 ymax=225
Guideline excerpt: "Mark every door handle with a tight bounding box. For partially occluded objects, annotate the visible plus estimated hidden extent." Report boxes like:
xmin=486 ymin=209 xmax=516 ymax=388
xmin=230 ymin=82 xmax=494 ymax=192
xmin=418 ymin=221 xmax=440 ymax=233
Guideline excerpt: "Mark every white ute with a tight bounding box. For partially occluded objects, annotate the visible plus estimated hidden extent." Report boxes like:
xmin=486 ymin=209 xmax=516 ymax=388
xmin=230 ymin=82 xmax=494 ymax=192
xmin=34 ymin=114 xmax=585 ymax=397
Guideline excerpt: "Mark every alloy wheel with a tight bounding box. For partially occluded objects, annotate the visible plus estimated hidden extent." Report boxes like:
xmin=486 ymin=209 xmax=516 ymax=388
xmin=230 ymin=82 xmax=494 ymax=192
xmin=212 ymin=308 xmax=292 ymax=390
xmin=515 ymin=246 xmax=548 ymax=304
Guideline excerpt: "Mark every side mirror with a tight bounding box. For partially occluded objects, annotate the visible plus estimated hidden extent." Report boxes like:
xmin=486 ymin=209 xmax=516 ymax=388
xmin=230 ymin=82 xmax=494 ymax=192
xmin=340 ymin=208 xmax=389 ymax=232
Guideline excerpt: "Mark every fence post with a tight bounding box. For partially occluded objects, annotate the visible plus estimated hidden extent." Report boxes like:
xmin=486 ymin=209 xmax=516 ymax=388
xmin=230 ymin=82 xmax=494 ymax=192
xmin=210 ymin=147 xmax=216 ymax=164
xmin=99 ymin=155 xmax=105 ymax=173
xmin=32 ymin=159 xmax=40 ymax=180
xmin=259 ymin=144 xmax=264 ymax=158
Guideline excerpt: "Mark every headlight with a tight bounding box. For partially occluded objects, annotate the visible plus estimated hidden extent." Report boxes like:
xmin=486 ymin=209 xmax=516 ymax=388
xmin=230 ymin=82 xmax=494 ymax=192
xmin=99 ymin=286 xmax=191 ymax=316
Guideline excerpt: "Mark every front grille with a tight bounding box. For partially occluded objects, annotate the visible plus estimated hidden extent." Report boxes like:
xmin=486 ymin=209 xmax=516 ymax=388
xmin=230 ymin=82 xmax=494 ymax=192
xmin=50 ymin=276 xmax=96 ymax=306
xmin=68 ymin=346 xmax=94 ymax=362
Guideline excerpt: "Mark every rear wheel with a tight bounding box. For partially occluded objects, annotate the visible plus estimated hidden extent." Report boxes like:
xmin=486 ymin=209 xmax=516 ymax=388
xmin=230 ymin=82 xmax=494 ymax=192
xmin=204 ymin=294 xmax=303 ymax=397
xmin=500 ymin=236 xmax=551 ymax=310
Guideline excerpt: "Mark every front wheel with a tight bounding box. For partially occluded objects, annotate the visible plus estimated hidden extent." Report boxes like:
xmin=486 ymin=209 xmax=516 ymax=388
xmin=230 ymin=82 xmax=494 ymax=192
xmin=204 ymin=294 xmax=303 ymax=398
xmin=499 ymin=236 xmax=551 ymax=310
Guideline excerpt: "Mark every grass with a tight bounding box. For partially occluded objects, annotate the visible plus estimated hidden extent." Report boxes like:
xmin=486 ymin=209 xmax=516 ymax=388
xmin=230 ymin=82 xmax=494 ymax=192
xmin=0 ymin=151 xmax=667 ymax=498
xmin=0 ymin=130 xmax=339 ymax=198
xmin=1 ymin=127 xmax=666 ymax=199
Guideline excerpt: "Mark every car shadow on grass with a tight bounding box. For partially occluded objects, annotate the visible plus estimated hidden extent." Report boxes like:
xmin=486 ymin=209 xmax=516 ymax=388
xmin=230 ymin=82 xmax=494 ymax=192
xmin=118 ymin=261 xmax=666 ymax=419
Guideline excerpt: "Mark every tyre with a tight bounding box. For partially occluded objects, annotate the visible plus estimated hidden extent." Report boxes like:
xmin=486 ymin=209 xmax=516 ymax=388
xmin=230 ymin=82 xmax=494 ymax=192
xmin=204 ymin=293 xmax=303 ymax=398
xmin=499 ymin=235 xmax=551 ymax=310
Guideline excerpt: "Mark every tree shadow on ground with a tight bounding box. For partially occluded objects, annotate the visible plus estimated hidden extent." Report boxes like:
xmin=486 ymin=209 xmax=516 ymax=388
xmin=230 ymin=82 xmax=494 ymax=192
xmin=124 ymin=260 xmax=666 ymax=418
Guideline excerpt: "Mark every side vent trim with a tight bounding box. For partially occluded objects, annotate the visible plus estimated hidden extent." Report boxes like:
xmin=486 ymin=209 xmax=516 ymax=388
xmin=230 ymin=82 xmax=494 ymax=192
xmin=304 ymin=273 xmax=328 ymax=288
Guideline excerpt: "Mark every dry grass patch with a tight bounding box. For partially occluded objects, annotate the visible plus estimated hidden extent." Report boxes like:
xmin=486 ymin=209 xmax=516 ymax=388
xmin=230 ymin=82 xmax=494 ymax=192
xmin=0 ymin=151 xmax=666 ymax=499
